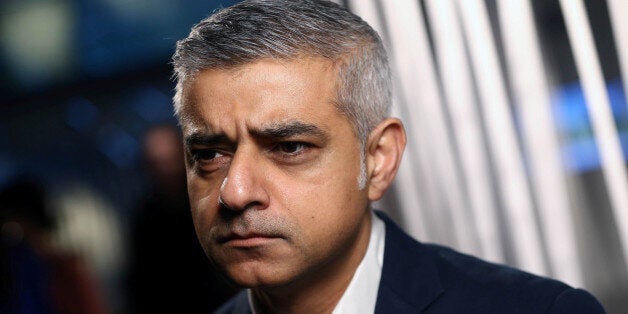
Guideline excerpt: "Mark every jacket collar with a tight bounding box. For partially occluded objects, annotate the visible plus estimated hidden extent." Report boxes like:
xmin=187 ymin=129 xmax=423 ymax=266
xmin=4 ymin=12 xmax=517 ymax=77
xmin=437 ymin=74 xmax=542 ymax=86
xmin=374 ymin=211 xmax=444 ymax=313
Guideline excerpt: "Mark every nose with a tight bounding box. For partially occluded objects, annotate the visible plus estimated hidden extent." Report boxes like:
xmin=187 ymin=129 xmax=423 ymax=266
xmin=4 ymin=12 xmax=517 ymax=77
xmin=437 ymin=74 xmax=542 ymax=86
xmin=218 ymin=148 xmax=269 ymax=211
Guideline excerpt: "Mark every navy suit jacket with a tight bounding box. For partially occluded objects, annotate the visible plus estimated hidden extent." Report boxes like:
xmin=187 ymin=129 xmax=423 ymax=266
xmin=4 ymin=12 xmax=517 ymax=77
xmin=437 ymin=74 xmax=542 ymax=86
xmin=215 ymin=212 xmax=605 ymax=313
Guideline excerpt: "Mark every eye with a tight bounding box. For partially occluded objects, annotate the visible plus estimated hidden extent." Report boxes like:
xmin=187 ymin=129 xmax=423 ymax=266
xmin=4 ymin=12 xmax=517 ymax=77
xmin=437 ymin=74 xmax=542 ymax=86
xmin=191 ymin=148 xmax=224 ymax=161
xmin=274 ymin=142 xmax=309 ymax=155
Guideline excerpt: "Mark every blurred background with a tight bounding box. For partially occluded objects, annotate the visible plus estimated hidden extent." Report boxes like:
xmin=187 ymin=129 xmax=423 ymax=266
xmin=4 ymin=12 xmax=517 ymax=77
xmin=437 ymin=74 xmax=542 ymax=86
xmin=1 ymin=0 xmax=627 ymax=313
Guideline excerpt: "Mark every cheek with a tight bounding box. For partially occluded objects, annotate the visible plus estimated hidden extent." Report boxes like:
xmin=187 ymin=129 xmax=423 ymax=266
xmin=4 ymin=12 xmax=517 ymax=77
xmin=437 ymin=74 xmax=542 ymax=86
xmin=187 ymin=175 xmax=221 ymax=231
xmin=285 ymin=184 xmax=367 ymax=268
xmin=280 ymin=153 xmax=366 ymax=237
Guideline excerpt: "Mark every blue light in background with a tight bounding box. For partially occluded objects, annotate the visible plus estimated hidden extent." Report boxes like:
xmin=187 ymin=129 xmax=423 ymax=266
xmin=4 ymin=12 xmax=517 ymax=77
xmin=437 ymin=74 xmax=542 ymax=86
xmin=0 ymin=0 xmax=242 ymax=91
xmin=0 ymin=154 xmax=17 ymax=188
xmin=64 ymin=97 xmax=100 ymax=132
xmin=131 ymin=85 xmax=173 ymax=123
xmin=97 ymin=123 xmax=140 ymax=169
xmin=77 ymin=0 xmax=241 ymax=77
xmin=553 ymin=79 xmax=628 ymax=172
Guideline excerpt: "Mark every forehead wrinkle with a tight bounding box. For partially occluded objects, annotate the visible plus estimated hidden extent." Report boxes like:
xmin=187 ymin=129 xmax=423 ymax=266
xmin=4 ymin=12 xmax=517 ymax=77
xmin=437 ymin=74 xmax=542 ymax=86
xmin=182 ymin=58 xmax=345 ymax=145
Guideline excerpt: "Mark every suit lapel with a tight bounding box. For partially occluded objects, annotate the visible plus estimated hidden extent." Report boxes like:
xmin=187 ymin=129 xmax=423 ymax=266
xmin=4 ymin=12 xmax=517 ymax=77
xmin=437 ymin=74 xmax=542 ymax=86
xmin=374 ymin=211 xmax=444 ymax=313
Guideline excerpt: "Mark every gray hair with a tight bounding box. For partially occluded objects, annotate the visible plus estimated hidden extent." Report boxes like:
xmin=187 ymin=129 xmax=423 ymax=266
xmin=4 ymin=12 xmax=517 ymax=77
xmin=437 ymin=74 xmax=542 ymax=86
xmin=172 ymin=0 xmax=391 ymax=143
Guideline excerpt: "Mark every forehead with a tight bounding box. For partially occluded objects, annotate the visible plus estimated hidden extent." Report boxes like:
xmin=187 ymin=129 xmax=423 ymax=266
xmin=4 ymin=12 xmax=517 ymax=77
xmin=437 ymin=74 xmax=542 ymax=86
xmin=179 ymin=58 xmax=348 ymax=135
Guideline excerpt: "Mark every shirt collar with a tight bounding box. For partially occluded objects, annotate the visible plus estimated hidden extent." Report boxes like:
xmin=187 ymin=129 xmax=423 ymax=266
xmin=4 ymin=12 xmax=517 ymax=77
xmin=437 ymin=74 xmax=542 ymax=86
xmin=332 ymin=210 xmax=386 ymax=314
xmin=247 ymin=210 xmax=386 ymax=314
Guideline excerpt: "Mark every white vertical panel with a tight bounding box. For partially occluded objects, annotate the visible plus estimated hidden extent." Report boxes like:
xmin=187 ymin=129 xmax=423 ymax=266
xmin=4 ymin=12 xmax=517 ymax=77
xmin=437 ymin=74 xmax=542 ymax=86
xmin=347 ymin=0 xmax=384 ymax=36
xmin=389 ymin=98 xmax=431 ymax=241
xmin=347 ymin=0 xmax=432 ymax=241
xmin=560 ymin=0 xmax=628 ymax=264
xmin=389 ymin=88 xmax=446 ymax=242
xmin=378 ymin=0 xmax=480 ymax=253
xmin=498 ymin=0 xmax=584 ymax=285
xmin=456 ymin=0 xmax=547 ymax=274
xmin=424 ymin=0 xmax=504 ymax=263
xmin=607 ymin=0 xmax=628 ymax=107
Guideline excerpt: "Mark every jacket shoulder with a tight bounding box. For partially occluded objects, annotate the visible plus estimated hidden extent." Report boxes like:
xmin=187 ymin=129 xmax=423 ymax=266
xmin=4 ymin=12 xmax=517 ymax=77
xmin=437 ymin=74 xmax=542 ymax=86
xmin=423 ymin=244 xmax=605 ymax=313
xmin=547 ymin=287 xmax=606 ymax=314
xmin=375 ymin=211 xmax=605 ymax=313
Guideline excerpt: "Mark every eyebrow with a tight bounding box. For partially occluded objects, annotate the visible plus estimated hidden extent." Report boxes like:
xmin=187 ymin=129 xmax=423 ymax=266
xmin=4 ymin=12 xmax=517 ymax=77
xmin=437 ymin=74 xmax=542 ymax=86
xmin=184 ymin=121 xmax=328 ymax=147
xmin=185 ymin=132 xmax=230 ymax=147
xmin=251 ymin=121 xmax=328 ymax=140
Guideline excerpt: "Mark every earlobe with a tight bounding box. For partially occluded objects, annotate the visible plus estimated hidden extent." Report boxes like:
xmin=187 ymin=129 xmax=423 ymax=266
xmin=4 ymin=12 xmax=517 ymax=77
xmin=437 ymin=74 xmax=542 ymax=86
xmin=366 ymin=118 xmax=406 ymax=201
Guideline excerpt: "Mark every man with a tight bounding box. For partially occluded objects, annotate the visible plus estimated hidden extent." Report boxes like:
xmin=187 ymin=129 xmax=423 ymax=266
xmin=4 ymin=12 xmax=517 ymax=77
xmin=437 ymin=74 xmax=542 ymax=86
xmin=172 ymin=0 xmax=605 ymax=313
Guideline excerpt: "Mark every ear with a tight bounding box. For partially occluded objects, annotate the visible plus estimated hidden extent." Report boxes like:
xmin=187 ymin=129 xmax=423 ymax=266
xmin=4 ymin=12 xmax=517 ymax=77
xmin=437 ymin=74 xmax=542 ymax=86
xmin=366 ymin=118 xmax=406 ymax=201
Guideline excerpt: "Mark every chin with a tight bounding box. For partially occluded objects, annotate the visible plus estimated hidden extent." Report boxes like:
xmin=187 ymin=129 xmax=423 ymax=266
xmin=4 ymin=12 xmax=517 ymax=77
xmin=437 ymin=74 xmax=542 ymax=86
xmin=225 ymin=263 xmax=297 ymax=288
xmin=231 ymin=277 xmax=284 ymax=289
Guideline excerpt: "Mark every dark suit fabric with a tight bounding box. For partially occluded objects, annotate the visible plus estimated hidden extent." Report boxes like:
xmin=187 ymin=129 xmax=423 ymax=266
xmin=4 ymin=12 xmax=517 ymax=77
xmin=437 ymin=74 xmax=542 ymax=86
xmin=214 ymin=211 xmax=605 ymax=313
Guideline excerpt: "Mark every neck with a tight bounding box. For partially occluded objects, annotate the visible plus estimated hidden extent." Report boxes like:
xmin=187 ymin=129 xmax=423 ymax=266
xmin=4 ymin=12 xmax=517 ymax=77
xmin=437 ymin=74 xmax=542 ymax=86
xmin=252 ymin=211 xmax=373 ymax=314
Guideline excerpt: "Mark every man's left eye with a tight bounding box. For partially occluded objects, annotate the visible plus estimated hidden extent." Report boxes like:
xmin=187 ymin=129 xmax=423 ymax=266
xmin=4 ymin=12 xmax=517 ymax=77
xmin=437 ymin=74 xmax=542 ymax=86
xmin=274 ymin=142 xmax=309 ymax=155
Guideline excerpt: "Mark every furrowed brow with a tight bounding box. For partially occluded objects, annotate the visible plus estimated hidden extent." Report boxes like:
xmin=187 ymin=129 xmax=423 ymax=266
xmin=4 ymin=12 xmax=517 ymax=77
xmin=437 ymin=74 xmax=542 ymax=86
xmin=251 ymin=121 xmax=328 ymax=140
xmin=185 ymin=132 xmax=230 ymax=147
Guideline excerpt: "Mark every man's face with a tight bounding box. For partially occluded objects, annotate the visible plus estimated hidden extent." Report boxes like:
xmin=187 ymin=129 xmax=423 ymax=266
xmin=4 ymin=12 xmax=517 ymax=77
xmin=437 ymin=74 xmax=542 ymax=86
xmin=181 ymin=58 xmax=372 ymax=288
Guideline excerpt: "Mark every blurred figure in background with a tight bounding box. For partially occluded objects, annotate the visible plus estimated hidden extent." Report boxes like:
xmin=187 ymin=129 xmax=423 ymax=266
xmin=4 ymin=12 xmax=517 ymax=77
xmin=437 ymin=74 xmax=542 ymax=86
xmin=127 ymin=124 xmax=237 ymax=313
xmin=0 ymin=175 xmax=108 ymax=314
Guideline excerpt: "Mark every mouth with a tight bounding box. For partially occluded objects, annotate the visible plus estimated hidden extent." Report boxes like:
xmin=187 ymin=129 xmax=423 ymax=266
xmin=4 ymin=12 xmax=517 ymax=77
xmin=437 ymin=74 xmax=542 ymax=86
xmin=219 ymin=232 xmax=283 ymax=247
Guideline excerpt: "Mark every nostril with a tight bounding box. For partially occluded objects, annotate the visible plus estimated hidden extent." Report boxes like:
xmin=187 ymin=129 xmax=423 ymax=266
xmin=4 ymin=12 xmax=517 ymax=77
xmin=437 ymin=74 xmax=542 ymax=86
xmin=218 ymin=200 xmax=263 ymax=220
xmin=217 ymin=197 xmax=237 ymax=212
xmin=218 ymin=202 xmax=239 ymax=220
xmin=218 ymin=197 xmax=262 ymax=212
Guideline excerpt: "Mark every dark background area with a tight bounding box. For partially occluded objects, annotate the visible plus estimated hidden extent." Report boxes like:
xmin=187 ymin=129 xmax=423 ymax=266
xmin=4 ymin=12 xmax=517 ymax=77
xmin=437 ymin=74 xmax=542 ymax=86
xmin=1 ymin=1 xmax=241 ymax=313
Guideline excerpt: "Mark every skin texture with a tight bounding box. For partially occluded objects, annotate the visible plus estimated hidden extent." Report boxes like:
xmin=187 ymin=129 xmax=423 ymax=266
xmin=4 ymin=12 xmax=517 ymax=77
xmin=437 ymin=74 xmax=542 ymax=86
xmin=180 ymin=57 xmax=406 ymax=313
